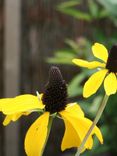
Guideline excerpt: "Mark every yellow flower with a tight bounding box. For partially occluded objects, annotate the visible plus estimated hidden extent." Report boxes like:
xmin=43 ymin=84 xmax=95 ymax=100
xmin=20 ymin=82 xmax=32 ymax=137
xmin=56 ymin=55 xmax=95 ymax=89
xmin=73 ymin=43 xmax=117 ymax=97
xmin=0 ymin=67 xmax=103 ymax=156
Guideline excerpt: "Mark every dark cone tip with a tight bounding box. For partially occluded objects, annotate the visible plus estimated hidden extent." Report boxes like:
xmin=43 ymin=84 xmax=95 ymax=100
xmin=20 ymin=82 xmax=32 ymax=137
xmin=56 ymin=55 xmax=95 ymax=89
xmin=42 ymin=66 xmax=67 ymax=113
xmin=109 ymin=45 xmax=117 ymax=58
xmin=48 ymin=66 xmax=63 ymax=85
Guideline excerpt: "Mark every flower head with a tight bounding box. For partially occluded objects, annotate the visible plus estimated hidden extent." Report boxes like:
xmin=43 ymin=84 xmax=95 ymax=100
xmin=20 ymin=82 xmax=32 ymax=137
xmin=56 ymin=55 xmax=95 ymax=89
xmin=73 ymin=43 xmax=117 ymax=97
xmin=42 ymin=66 xmax=67 ymax=113
xmin=0 ymin=66 xmax=103 ymax=156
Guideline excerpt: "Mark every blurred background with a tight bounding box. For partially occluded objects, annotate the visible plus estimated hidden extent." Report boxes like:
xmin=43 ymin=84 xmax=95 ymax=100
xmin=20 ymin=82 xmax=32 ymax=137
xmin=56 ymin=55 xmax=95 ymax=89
xmin=0 ymin=0 xmax=117 ymax=156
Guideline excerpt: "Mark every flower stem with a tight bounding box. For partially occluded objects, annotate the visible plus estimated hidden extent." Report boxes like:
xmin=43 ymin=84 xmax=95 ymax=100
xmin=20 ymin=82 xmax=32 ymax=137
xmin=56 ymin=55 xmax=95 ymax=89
xmin=41 ymin=116 xmax=54 ymax=156
xmin=75 ymin=94 xmax=109 ymax=156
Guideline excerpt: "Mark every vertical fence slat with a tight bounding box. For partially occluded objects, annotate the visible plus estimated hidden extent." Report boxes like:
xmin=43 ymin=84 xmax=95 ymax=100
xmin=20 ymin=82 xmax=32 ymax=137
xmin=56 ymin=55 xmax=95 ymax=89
xmin=4 ymin=0 xmax=21 ymax=156
xmin=0 ymin=1 xmax=4 ymax=156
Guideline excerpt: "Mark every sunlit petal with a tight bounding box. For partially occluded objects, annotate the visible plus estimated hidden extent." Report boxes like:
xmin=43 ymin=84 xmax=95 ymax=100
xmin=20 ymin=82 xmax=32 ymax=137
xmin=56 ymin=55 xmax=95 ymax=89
xmin=83 ymin=69 xmax=108 ymax=97
xmin=61 ymin=117 xmax=82 ymax=151
xmin=60 ymin=111 xmax=83 ymax=151
xmin=92 ymin=43 xmax=108 ymax=62
xmin=25 ymin=112 xmax=49 ymax=156
xmin=0 ymin=94 xmax=44 ymax=114
xmin=60 ymin=111 xmax=103 ymax=151
xmin=65 ymin=103 xmax=84 ymax=118
xmin=104 ymin=73 xmax=117 ymax=95
xmin=72 ymin=59 xmax=105 ymax=69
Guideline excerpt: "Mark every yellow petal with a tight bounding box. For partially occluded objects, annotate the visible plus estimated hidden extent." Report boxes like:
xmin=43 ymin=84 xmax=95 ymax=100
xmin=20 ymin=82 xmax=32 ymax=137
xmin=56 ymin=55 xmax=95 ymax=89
xmin=78 ymin=118 xmax=103 ymax=144
xmin=104 ymin=73 xmax=117 ymax=95
xmin=64 ymin=103 xmax=84 ymax=118
xmin=61 ymin=117 xmax=82 ymax=151
xmin=72 ymin=59 xmax=105 ymax=69
xmin=60 ymin=111 xmax=83 ymax=151
xmin=3 ymin=112 xmax=30 ymax=126
xmin=3 ymin=114 xmax=22 ymax=126
xmin=60 ymin=111 xmax=102 ymax=151
xmin=0 ymin=94 xmax=44 ymax=114
xmin=0 ymin=99 xmax=12 ymax=110
xmin=83 ymin=69 xmax=108 ymax=98
xmin=92 ymin=43 xmax=108 ymax=62
xmin=25 ymin=112 xmax=49 ymax=156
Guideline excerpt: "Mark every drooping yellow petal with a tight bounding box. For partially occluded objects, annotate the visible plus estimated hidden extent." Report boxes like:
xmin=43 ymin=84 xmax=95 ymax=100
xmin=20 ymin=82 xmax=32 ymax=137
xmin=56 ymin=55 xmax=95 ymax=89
xmin=78 ymin=118 xmax=103 ymax=144
xmin=0 ymin=94 xmax=44 ymax=115
xmin=83 ymin=69 xmax=108 ymax=98
xmin=3 ymin=112 xmax=30 ymax=126
xmin=60 ymin=111 xmax=102 ymax=151
xmin=3 ymin=114 xmax=21 ymax=126
xmin=25 ymin=112 xmax=49 ymax=156
xmin=92 ymin=43 xmax=108 ymax=62
xmin=72 ymin=59 xmax=105 ymax=69
xmin=104 ymin=73 xmax=117 ymax=95
xmin=65 ymin=103 xmax=84 ymax=118
xmin=60 ymin=111 xmax=83 ymax=151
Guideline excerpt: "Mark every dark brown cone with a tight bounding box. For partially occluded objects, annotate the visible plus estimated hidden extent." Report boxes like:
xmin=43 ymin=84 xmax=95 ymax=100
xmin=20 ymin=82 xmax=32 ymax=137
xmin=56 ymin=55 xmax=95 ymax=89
xmin=42 ymin=66 xmax=67 ymax=114
xmin=106 ymin=45 xmax=117 ymax=72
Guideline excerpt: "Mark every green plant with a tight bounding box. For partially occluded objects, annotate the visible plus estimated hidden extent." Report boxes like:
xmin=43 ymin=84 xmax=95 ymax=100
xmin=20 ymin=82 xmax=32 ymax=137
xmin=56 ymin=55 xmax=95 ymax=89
xmin=47 ymin=1 xmax=117 ymax=155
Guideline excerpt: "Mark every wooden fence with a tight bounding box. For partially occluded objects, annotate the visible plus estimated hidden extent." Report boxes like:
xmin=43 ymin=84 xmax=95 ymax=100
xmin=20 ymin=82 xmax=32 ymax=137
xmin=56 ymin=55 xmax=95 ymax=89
xmin=0 ymin=0 xmax=85 ymax=156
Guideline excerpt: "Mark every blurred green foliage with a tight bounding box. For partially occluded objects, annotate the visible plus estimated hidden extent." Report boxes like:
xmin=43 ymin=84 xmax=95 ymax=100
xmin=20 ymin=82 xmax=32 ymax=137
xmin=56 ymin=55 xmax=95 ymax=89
xmin=97 ymin=0 xmax=117 ymax=26
xmin=57 ymin=0 xmax=108 ymax=21
xmin=47 ymin=0 xmax=117 ymax=155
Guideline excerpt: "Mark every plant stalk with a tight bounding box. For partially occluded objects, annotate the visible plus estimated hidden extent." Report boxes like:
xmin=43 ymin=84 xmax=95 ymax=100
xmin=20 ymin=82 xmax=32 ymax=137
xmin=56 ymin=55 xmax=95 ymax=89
xmin=75 ymin=94 xmax=109 ymax=156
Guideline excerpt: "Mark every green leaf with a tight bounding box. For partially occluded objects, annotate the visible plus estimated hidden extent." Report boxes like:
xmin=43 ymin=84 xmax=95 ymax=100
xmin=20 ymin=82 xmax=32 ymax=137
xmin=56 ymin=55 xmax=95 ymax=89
xmin=88 ymin=0 xmax=99 ymax=18
xmin=97 ymin=0 xmax=117 ymax=16
xmin=65 ymin=39 xmax=80 ymax=53
xmin=99 ymin=10 xmax=109 ymax=18
xmin=57 ymin=0 xmax=81 ymax=9
xmin=47 ymin=58 xmax=73 ymax=65
xmin=54 ymin=50 xmax=76 ymax=58
xmin=58 ymin=7 xmax=91 ymax=21
xmin=57 ymin=0 xmax=92 ymax=21
xmin=47 ymin=49 xmax=77 ymax=65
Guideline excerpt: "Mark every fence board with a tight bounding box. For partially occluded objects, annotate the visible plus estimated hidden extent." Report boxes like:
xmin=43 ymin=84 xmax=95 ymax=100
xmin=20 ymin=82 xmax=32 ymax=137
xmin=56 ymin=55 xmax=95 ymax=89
xmin=0 ymin=1 xmax=4 ymax=155
xmin=4 ymin=0 xmax=21 ymax=156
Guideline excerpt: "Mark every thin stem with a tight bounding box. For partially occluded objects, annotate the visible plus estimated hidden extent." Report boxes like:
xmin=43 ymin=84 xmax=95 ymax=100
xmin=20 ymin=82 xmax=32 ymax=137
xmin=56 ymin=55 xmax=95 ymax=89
xmin=75 ymin=94 xmax=109 ymax=156
xmin=41 ymin=116 xmax=54 ymax=156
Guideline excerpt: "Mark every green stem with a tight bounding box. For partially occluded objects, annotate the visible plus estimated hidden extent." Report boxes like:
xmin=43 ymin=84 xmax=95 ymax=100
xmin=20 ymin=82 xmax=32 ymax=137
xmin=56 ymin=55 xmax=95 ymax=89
xmin=75 ymin=94 xmax=109 ymax=156
xmin=41 ymin=116 xmax=54 ymax=156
